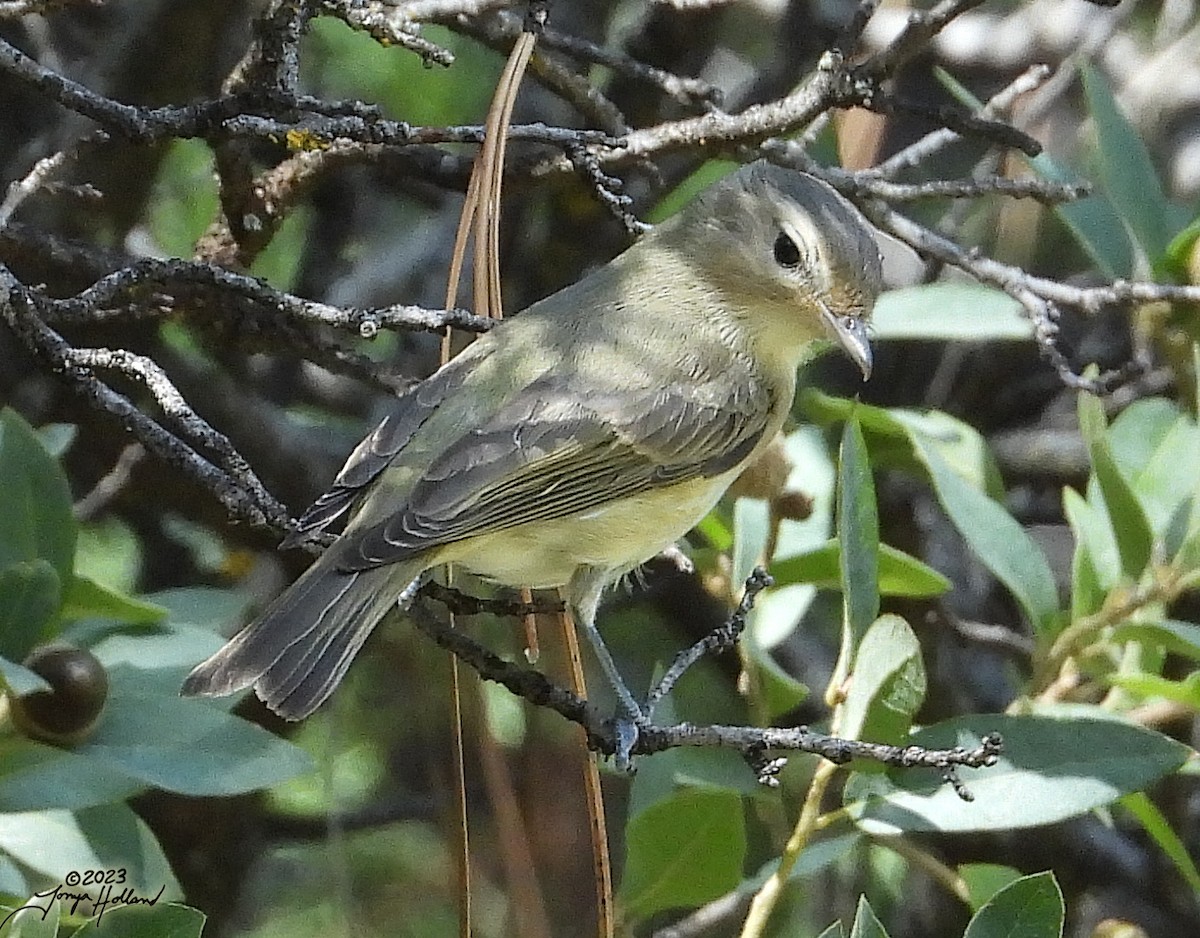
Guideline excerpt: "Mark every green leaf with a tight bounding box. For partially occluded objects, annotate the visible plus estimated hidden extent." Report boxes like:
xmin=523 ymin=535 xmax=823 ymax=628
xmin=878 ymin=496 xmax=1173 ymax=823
xmin=840 ymin=615 xmax=926 ymax=746
xmin=848 ymin=895 xmax=889 ymax=938
xmin=646 ymin=159 xmax=740 ymax=224
xmin=742 ymin=833 xmax=861 ymax=891
xmin=0 ymin=410 xmax=76 ymax=590
xmin=74 ymin=693 xmax=313 ymax=796
xmin=626 ymin=696 xmax=760 ymax=820
xmin=0 ymin=897 xmax=60 ymax=938
xmin=771 ymin=541 xmax=950 ymax=597
xmin=79 ymin=618 xmax=230 ymax=701
xmin=1079 ymin=392 xmax=1154 ymax=579
xmin=248 ymin=205 xmax=313 ymax=291
xmin=959 ymin=864 xmax=1024 ymax=912
xmin=1109 ymin=399 xmax=1200 ymax=541
xmin=1106 ymin=671 xmax=1200 ymax=707
xmin=143 ymin=586 xmax=252 ymax=631
xmin=1068 ymin=522 xmax=1104 ymax=623
xmin=732 ymin=495 xmax=771 ymax=592
xmin=753 ymin=650 xmax=810 ymax=719
xmin=145 ymin=139 xmax=219 ymax=259
xmin=1106 ymin=397 xmax=1187 ymax=479
xmin=1064 ymin=486 xmax=1119 ymax=606
xmin=1110 ymin=619 xmax=1200 ymax=662
xmin=0 ymin=656 xmax=51 ymax=696
xmin=620 ymin=787 xmax=746 ymax=918
xmin=1030 ymin=147 xmax=1131 ymax=278
xmin=35 ymin=423 xmax=76 ymax=458
xmin=0 ymin=738 xmax=143 ymax=812
xmin=871 ymin=284 xmax=1033 ymax=342
xmin=740 ymin=426 xmax=838 ymax=650
xmin=0 ymin=803 xmax=181 ymax=902
xmin=70 ymin=903 xmax=205 ymax=938
xmin=1159 ymin=215 xmax=1200 ymax=281
xmin=917 ymin=444 xmax=1059 ymax=632
xmin=0 ymin=561 xmax=61 ymax=661
xmin=816 ymin=924 xmax=845 ymax=938
xmin=59 ymin=577 xmax=167 ymax=626
xmin=75 ymin=518 xmax=143 ymax=599
xmin=801 ymin=391 xmax=1003 ymax=497
xmin=800 ymin=392 xmax=1055 ymax=627
xmin=1082 ymin=65 xmax=1173 ymax=264
xmin=845 ymin=712 xmax=1192 ymax=834
xmin=1122 ymin=792 xmax=1200 ymax=893
xmin=838 ymin=418 xmax=879 ymax=645
xmin=962 ymin=871 xmax=1064 ymax=938
xmin=0 ymin=853 xmax=29 ymax=896
xmin=306 ymin=19 xmax=495 ymax=125
xmin=695 ymin=513 xmax=733 ymax=552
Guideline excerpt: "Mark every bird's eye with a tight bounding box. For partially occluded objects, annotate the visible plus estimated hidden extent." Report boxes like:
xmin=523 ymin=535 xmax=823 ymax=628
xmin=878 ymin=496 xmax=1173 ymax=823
xmin=773 ymin=232 xmax=802 ymax=268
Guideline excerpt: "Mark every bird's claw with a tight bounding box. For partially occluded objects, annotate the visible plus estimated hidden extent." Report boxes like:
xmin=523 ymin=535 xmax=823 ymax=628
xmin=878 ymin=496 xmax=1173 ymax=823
xmin=611 ymin=700 xmax=648 ymax=773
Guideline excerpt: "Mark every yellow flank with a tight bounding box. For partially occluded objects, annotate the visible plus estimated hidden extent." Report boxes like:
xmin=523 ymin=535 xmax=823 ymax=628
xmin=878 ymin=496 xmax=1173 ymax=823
xmin=439 ymin=469 xmax=743 ymax=590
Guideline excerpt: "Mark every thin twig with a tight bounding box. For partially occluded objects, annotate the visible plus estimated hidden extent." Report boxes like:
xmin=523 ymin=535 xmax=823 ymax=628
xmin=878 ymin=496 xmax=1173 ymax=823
xmin=646 ymin=568 xmax=773 ymax=718
xmin=73 ymin=443 xmax=145 ymax=521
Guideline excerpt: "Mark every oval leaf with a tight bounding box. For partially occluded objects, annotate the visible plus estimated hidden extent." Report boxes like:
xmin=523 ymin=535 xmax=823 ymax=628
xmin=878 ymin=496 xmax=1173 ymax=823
xmin=963 ymin=871 xmax=1064 ymax=938
xmin=872 ymin=284 xmax=1033 ymax=342
xmin=840 ymin=615 xmax=926 ymax=746
xmin=60 ymin=577 xmax=167 ymax=626
xmin=75 ymin=694 xmax=313 ymax=796
xmin=0 ymin=560 xmax=62 ymax=661
xmin=845 ymin=713 xmax=1192 ymax=834
xmin=620 ymin=787 xmax=745 ymax=919
xmin=0 ymin=802 xmax=180 ymax=898
xmin=71 ymin=903 xmax=205 ymax=938
xmin=0 ymin=737 xmax=143 ymax=812
xmin=916 ymin=444 xmax=1059 ymax=632
xmin=771 ymin=541 xmax=951 ymax=597
xmin=0 ymin=409 xmax=76 ymax=589
xmin=1079 ymin=392 xmax=1154 ymax=579
xmin=839 ymin=418 xmax=879 ymax=645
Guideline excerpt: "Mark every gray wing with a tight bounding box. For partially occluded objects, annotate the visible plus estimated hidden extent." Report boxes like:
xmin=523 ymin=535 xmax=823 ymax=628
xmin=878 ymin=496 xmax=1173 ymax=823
xmin=281 ymin=359 xmax=475 ymax=547
xmin=338 ymin=373 xmax=776 ymax=571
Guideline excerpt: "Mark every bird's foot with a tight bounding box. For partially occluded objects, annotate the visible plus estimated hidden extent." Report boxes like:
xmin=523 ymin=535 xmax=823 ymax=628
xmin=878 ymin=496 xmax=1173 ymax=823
xmin=610 ymin=699 xmax=649 ymax=773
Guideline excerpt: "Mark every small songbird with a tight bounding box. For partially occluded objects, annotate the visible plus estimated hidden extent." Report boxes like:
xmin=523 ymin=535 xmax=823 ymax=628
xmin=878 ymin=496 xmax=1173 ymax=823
xmin=182 ymin=161 xmax=882 ymax=750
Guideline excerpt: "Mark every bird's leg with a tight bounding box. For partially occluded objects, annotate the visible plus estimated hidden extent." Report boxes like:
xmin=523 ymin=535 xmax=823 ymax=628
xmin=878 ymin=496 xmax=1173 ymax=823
xmin=577 ymin=608 xmax=645 ymax=770
xmin=569 ymin=567 xmax=646 ymax=771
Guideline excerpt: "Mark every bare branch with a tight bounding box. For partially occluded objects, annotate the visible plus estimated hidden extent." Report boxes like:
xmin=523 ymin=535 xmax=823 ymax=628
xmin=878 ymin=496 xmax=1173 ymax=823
xmin=43 ymin=257 xmax=495 ymax=336
xmin=322 ymin=0 xmax=456 ymax=66
xmin=0 ymin=271 xmax=294 ymax=531
xmin=408 ymin=593 xmax=1004 ymax=781
xmin=872 ymin=64 xmax=1053 ymax=178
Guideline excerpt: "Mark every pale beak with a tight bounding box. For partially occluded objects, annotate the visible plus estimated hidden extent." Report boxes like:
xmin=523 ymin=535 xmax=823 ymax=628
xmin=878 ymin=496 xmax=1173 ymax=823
xmin=819 ymin=302 xmax=873 ymax=381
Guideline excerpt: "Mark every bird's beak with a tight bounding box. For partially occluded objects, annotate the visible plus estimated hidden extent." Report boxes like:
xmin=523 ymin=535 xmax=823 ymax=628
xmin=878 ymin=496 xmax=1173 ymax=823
xmin=818 ymin=301 xmax=873 ymax=381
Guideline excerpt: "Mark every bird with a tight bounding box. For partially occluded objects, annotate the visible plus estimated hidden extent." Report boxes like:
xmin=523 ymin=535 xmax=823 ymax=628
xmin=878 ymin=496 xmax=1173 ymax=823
xmin=182 ymin=160 xmax=882 ymax=758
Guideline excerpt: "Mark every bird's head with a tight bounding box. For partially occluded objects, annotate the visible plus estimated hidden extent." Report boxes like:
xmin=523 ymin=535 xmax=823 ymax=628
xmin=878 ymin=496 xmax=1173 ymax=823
xmin=665 ymin=161 xmax=882 ymax=380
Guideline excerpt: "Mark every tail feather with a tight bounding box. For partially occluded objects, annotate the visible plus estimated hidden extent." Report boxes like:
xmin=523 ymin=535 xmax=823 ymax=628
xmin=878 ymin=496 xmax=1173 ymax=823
xmin=182 ymin=555 xmax=422 ymax=720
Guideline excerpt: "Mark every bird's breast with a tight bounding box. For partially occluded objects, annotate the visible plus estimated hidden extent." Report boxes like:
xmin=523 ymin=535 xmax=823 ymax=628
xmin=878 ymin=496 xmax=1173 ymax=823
xmin=444 ymin=470 xmax=740 ymax=590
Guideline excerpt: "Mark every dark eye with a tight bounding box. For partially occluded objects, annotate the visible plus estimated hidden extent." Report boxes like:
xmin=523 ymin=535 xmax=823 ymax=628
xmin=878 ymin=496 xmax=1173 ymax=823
xmin=773 ymin=232 xmax=801 ymax=268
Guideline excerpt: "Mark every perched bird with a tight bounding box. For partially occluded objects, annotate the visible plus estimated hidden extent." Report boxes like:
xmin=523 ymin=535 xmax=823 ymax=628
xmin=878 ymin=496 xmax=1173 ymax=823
xmin=183 ymin=161 xmax=882 ymax=751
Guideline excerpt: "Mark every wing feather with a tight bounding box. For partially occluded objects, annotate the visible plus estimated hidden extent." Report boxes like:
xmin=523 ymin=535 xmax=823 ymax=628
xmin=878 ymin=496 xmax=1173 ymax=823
xmin=338 ymin=372 xmax=775 ymax=571
xmin=281 ymin=354 xmax=479 ymax=546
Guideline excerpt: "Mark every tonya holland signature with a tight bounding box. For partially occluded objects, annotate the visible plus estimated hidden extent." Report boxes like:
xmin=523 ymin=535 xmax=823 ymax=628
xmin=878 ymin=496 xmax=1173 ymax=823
xmin=1 ymin=870 xmax=166 ymax=929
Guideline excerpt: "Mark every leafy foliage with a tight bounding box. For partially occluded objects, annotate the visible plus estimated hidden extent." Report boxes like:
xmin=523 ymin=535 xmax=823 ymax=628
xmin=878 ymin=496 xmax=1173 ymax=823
xmin=0 ymin=411 xmax=309 ymax=936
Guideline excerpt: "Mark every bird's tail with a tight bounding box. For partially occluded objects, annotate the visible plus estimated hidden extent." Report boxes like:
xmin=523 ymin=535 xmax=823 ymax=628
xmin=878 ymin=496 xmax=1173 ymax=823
xmin=182 ymin=553 xmax=422 ymax=720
